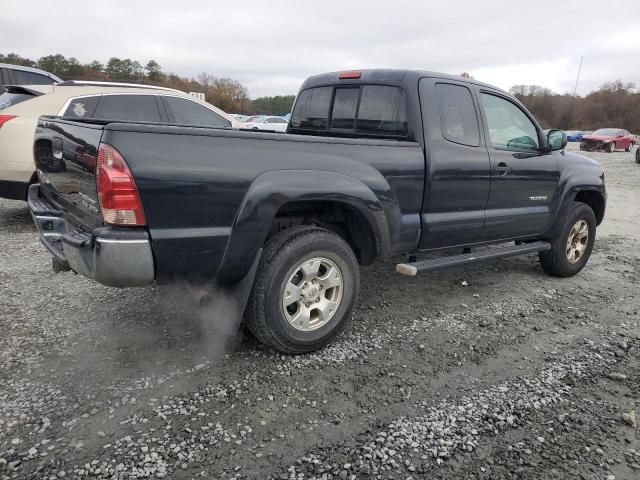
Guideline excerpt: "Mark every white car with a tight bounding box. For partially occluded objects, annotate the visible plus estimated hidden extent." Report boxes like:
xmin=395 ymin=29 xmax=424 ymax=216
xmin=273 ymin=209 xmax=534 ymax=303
xmin=0 ymin=81 xmax=240 ymax=200
xmin=242 ymin=115 xmax=289 ymax=133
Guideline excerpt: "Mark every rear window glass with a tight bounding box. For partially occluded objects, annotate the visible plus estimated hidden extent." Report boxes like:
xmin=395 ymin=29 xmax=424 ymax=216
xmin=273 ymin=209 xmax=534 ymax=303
xmin=62 ymin=96 xmax=100 ymax=118
xmin=290 ymin=87 xmax=332 ymax=131
xmin=12 ymin=70 xmax=54 ymax=85
xmin=436 ymin=83 xmax=480 ymax=147
xmin=330 ymin=88 xmax=359 ymax=130
xmin=0 ymin=92 xmax=35 ymax=110
xmin=93 ymin=95 xmax=162 ymax=122
xmin=356 ymin=86 xmax=408 ymax=137
xmin=291 ymin=85 xmax=408 ymax=138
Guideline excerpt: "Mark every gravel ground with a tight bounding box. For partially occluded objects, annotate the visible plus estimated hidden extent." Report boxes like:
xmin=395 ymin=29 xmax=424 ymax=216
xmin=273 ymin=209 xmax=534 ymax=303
xmin=1 ymin=144 xmax=639 ymax=480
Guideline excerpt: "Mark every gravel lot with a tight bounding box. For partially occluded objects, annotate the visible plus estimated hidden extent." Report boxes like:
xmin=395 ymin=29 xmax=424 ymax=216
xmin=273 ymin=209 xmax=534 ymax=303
xmin=1 ymin=144 xmax=638 ymax=480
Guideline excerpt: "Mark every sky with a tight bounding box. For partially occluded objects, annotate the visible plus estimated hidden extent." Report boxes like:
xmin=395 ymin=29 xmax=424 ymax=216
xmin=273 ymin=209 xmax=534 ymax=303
xmin=2 ymin=0 xmax=639 ymax=98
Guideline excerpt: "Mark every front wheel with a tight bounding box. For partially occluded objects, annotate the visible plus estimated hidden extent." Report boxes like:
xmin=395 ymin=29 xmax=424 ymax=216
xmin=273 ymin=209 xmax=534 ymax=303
xmin=539 ymin=202 xmax=596 ymax=277
xmin=246 ymin=226 xmax=359 ymax=354
xmin=636 ymin=147 xmax=640 ymax=164
xmin=608 ymin=142 xmax=615 ymax=153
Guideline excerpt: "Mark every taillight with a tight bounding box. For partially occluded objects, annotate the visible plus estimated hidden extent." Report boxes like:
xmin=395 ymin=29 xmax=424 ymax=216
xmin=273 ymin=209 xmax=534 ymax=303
xmin=0 ymin=115 xmax=16 ymax=129
xmin=96 ymin=143 xmax=146 ymax=226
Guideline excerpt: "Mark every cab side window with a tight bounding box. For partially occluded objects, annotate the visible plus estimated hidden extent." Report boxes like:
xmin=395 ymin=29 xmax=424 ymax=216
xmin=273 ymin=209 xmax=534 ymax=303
xmin=480 ymin=93 xmax=539 ymax=152
xmin=436 ymin=83 xmax=480 ymax=147
xmin=93 ymin=95 xmax=162 ymax=122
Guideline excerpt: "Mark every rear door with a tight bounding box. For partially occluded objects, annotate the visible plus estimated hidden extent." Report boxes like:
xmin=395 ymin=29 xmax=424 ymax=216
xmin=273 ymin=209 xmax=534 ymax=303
xmin=418 ymin=78 xmax=491 ymax=249
xmin=476 ymin=90 xmax=559 ymax=240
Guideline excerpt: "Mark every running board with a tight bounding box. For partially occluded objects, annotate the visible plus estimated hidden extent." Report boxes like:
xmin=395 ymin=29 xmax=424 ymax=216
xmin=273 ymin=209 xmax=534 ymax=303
xmin=396 ymin=241 xmax=551 ymax=276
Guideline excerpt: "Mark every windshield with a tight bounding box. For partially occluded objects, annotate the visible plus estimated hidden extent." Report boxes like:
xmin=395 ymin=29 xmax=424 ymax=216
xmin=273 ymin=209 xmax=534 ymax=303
xmin=592 ymin=128 xmax=618 ymax=136
xmin=0 ymin=91 xmax=36 ymax=110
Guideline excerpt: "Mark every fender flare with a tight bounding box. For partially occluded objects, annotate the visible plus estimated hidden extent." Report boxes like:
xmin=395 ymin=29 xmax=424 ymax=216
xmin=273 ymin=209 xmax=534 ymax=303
xmin=548 ymin=170 xmax=606 ymax=237
xmin=216 ymin=170 xmax=391 ymax=284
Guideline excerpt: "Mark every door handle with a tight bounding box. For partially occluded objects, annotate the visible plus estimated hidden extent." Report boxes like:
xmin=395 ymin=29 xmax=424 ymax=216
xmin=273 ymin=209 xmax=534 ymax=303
xmin=495 ymin=162 xmax=511 ymax=175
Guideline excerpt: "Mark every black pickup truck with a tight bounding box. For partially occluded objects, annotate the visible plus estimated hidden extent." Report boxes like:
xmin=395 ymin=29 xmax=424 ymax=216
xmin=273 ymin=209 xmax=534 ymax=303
xmin=29 ymin=69 xmax=606 ymax=353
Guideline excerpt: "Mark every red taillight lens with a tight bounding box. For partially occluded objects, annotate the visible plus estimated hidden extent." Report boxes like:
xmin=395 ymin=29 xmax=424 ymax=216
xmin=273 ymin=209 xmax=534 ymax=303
xmin=0 ymin=115 xmax=16 ymax=129
xmin=97 ymin=143 xmax=146 ymax=226
xmin=338 ymin=71 xmax=361 ymax=80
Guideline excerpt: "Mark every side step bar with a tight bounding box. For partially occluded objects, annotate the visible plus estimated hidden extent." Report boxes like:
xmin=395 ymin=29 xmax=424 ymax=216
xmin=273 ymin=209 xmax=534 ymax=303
xmin=396 ymin=241 xmax=551 ymax=276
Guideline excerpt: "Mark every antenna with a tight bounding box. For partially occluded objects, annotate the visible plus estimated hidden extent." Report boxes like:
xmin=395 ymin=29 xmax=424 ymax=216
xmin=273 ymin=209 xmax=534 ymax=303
xmin=572 ymin=56 xmax=583 ymax=98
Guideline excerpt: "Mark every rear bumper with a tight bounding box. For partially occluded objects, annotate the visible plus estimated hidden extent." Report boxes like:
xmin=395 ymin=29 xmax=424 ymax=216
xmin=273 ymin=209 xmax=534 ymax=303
xmin=28 ymin=184 xmax=155 ymax=287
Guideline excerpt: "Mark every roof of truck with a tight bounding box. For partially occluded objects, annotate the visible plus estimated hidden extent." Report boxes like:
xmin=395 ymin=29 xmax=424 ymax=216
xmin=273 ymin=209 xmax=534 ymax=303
xmin=301 ymin=69 xmax=506 ymax=93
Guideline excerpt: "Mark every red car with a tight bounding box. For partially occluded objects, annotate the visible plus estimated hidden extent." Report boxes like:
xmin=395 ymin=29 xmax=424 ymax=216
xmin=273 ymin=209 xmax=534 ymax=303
xmin=580 ymin=128 xmax=635 ymax=153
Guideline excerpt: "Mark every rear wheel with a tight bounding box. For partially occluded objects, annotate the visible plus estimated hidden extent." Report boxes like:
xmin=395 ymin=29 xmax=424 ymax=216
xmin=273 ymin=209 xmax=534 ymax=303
xmin=539 ymin=202 xmax=596 ymax=277
xmin=626 ymin=142 xmax=634 ymax=152
xmin=246 ymin=226 xmax=359 ymax=354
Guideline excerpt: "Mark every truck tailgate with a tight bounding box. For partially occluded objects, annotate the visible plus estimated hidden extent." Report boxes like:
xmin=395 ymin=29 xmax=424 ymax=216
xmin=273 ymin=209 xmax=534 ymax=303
xmin=34 ymin=117 xmax=105 ymax=231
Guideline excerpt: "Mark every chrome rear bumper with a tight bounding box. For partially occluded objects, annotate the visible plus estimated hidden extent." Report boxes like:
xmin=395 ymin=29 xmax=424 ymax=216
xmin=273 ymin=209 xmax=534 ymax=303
xmin=28 ymin=184 xmax=155 ymax=287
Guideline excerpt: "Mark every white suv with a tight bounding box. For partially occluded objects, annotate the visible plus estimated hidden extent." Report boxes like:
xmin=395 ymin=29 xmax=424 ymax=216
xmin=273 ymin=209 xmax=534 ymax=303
xmin=0 ymin=81 xmax=239 ymax=200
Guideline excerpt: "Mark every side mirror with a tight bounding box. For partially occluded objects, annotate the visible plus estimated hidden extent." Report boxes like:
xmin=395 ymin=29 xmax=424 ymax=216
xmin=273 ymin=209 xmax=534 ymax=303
xmin=547 ymin=129 xmax=567 ymax=151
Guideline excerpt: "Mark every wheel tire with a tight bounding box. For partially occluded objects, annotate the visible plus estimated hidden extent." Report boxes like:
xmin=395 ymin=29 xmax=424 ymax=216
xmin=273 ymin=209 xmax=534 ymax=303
xmin=636 ymin=147 xmax=640 ymax=164
xmin=626 ymin=142 xmax=634 ymax=153
xmin=608 ymin=142 xmax=615 ymax=153
xmin=246 ymin=226 xmax=359 ymax=354
xmin=539 ymin=202 xmax=596 ymax=277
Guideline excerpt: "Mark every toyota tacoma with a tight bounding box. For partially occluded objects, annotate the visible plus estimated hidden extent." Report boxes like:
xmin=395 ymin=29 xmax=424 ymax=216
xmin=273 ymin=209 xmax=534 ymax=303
xmin=29 ymin=69 xmax=606 ymax=353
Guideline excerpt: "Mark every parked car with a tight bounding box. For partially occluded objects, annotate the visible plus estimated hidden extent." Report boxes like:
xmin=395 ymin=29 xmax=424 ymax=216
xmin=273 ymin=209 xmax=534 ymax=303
xmin=565 ymin=130 xmax=583 ymax=142
xmin=232 ymin=114 xmax=249 ymax=122
xmin=0 ymin=80 xmax=239 ymax=200
xmin=0 ymin=63 xmax=61 ymax=94
xmin=29 ymin=69 xmax=605 ymax=354
xmin=580 ymin=128 xmax=635 ymax=153
xmin=242 ymin=115 xmax=288 ymax=132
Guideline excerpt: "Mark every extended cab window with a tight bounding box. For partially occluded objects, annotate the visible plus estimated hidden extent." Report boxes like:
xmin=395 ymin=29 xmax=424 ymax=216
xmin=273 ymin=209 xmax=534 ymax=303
xmin=481 ymin=93 xmax=539 ymax=152
xmin=62 ymin=96 xmax=100 ymax=118
xmin=291 ymin=87 xmax=332 ymax=131
xmin=356 ymin=86 xmax=408 ymax=137
xmin=163 ymin=96 xmax=230 ymax=128
xmin=93 ymin=95 xmax=162 ymax=122
xmin=436 ymin=83 xmax=479 ymax=147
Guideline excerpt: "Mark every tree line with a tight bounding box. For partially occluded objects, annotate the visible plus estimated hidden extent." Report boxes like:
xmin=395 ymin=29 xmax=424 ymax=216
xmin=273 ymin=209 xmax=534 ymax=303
xmin=510 ymin=81 xmax=639 ymax=133
xmin=4 ymin=53 xmax=637 ymax=129
xmin=1 ymin=52 xmax=294 ymax=115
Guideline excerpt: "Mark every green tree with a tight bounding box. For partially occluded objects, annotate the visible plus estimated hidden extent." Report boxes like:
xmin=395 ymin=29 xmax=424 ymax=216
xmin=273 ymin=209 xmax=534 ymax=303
xmin=145 ymin=60 xmax=162 ymax=82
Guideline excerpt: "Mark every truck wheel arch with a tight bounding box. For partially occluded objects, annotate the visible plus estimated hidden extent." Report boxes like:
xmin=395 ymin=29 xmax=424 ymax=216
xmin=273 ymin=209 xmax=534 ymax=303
xmin=216 ymin=170 xmax=391 ymax=285
xmin=574 ymin=190 xmax=605 ymax=226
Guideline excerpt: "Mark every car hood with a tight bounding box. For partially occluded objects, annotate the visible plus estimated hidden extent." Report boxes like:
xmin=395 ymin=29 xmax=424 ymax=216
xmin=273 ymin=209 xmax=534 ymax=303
xmin=581 ymin=134 xmax=614 ymax=142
